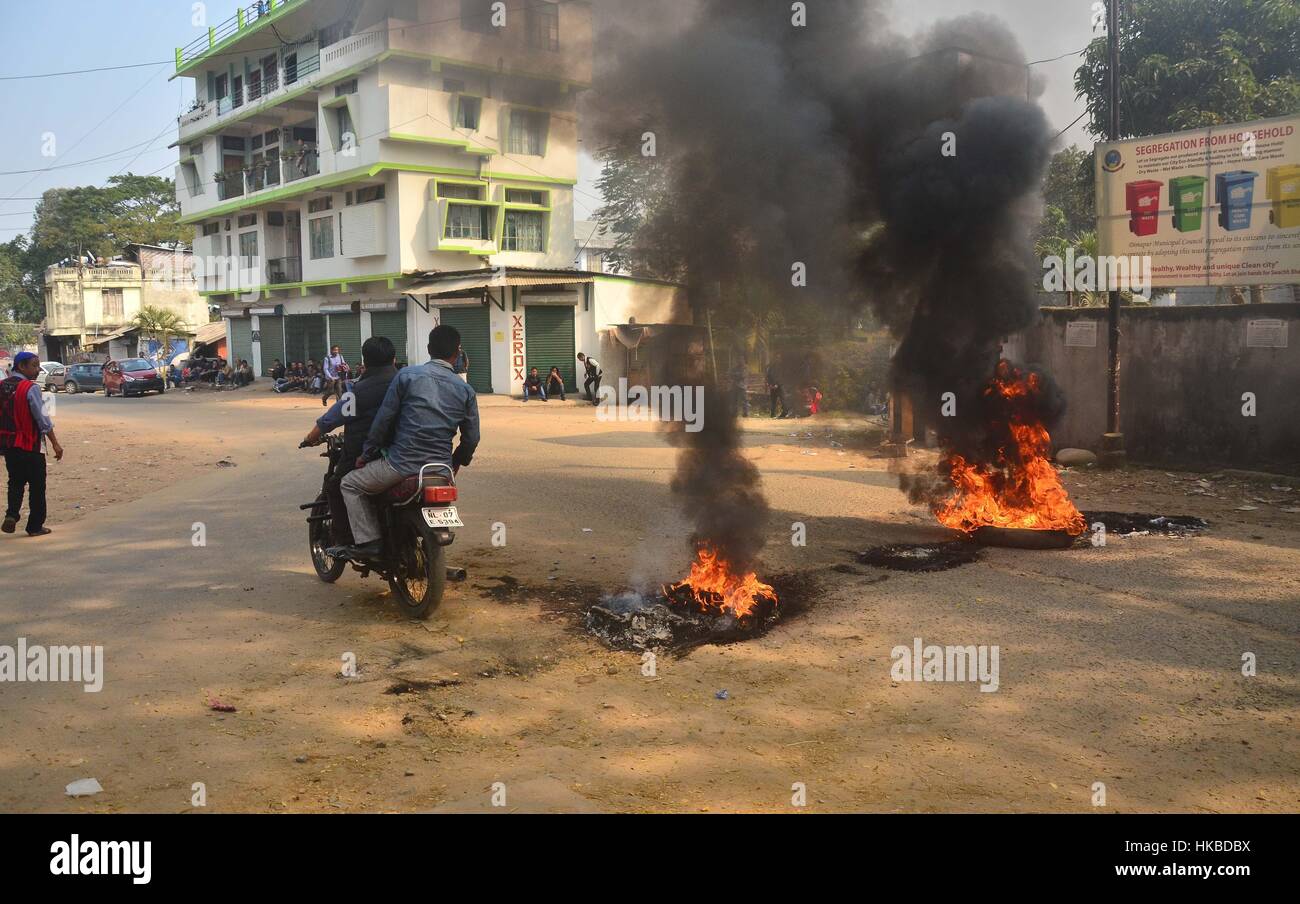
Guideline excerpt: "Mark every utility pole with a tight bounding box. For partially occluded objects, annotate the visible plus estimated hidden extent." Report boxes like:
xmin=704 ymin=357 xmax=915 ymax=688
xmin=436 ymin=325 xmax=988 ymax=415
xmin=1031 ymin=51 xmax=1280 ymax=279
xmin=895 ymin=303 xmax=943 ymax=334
xmin=1101 ymin=0 xmax=1127 ymax=469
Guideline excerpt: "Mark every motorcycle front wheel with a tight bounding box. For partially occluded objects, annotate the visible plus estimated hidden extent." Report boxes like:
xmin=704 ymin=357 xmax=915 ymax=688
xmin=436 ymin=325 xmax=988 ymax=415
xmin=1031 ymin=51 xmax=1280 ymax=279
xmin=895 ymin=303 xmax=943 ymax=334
xmin=309 ymin=500 xmax=347 ymax=583
xmin=389 ymin=524 xmax=446 ymax=620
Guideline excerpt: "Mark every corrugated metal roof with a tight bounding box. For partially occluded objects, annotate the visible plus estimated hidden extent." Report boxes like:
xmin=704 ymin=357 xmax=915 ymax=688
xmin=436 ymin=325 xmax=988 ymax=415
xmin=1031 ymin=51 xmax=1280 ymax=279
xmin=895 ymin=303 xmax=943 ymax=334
xmin=408 ymin=272 xmax=594 ymax=297
xmin=194 ymin=322 xmax=227 ymax=345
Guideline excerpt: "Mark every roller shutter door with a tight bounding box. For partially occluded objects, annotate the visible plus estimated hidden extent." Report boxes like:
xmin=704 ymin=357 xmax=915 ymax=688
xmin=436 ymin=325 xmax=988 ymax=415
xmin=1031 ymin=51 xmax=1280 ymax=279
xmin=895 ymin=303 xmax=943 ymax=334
xmin=285 ymin=314 xmax=326 ymax=366
xmin=258 ymin=315 xmax=285 ymax=376
xmin=327 ymin=313 xmax=362 ymax=373
xmin=230 ymin=318 xmax=254 ymax=367
xmin=525 ymin=305 xmax=576 ymax=390
xmin=369 ymin=311 xmax=408 ymax=366
xmin=438 ymin=306 xmax=492 ymax=393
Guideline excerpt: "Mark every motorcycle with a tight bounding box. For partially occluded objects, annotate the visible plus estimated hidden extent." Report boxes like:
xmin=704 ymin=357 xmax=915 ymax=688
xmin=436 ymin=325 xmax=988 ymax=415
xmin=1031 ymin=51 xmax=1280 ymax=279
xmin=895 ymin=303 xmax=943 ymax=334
xmin=300 ymin=435 xmax=466 ymax=619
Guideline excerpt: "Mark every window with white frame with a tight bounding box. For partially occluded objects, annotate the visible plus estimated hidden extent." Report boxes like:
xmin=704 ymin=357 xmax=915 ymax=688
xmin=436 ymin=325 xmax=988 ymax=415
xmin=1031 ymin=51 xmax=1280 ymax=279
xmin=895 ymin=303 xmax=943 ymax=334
xmin=526 ymin=1 xmax=560 ymax=51
xmin=101 ymin=289 xmax=124 ymax=321
xmin=505 ymin=188 xmax=546 ymax=206
xmin=445 ymin=205 xmax=493 ymax=241
xmin=457 ymin=96 xmax=481 ymax=131
xmin=238 ymin=232 xmax=259 ymax=268
xmin=309 ymin=216 xmax=335 ymax=259
xmin=502 ymin=210 xmax=545 ymax=252
xmin=506 ymin=110 xmax=546 ymax=156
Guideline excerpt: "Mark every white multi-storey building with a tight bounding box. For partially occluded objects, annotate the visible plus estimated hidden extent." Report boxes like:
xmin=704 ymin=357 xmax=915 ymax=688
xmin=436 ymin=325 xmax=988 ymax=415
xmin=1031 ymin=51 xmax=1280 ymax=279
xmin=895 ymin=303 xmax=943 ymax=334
xmin=173 ymin=0 xmax=684 ymax=395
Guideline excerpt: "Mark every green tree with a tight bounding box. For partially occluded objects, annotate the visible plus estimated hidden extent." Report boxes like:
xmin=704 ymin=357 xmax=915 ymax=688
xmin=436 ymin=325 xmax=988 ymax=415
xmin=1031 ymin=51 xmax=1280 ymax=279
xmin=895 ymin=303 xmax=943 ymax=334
xmin=0 ymin=238 xmax=44 ymax=324
xmin=129 ymin=305 xmax=187 ymax=363
xmin=1042 ymin=146 xmax=1095 ymax=239
xmin=593 ymin=141 xmax=683 ymax=282
xmin=1075 ymin=0 xmax=1300 ymax=138
xmin=26 ymin=174 xmax=186 ymax=277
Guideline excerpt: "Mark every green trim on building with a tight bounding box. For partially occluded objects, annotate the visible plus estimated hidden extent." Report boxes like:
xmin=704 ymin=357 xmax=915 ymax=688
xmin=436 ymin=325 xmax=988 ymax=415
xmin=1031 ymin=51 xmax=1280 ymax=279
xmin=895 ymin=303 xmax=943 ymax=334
xmin=175 ymin=0 xmax=312 ymax=77
xmin=387 ymin=132 xmax=496 ymax=156
xmin=182 ymin=162 xmax=575 ymax=225
xmin=201 ymin=271 xmax=407 ymax=299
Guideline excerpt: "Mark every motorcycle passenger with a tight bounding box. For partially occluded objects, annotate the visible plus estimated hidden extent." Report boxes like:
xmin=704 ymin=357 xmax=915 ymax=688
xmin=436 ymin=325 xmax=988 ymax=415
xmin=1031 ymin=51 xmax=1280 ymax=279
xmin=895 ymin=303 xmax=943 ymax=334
xmin=301 ymin=336 xmax=400 ymax=546
xmin=333 ymin=325 xmax=480 ymax=562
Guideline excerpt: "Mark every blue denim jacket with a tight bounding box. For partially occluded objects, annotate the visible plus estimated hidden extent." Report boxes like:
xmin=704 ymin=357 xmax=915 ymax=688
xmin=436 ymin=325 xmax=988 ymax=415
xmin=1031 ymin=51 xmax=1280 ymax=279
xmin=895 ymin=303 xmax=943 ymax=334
xmin=363 ymin=360 xmax=480 ymax=476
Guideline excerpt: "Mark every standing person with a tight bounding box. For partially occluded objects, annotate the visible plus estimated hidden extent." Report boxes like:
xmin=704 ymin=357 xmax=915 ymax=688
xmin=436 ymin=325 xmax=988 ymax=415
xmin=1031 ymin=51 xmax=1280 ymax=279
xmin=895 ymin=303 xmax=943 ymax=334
xmin=322 ymin=346 xmax=347 ymax=406
xmin=522 ymin=368 xmax=547 ymax=402
xmin=334 ymin=326 xmax=480 ymax=562
xmin=453 ymin=345 xmax=470 ymax=384
xmin=765 ymin=361 xmax=788 ymax=419
xmin=545 ymin=366 xmax=567 ymax=401
xmin=577 ymin=352 xmax=603 ymax=405
xmin=1 ymin=353 xmax=64 ymax=537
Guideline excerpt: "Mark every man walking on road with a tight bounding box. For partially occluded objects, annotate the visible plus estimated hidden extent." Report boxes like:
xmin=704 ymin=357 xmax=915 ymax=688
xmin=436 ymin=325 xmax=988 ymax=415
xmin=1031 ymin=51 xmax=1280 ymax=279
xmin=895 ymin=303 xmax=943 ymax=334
xmin=322 ymin=345 xmax=348 ymax=407
xmin=1 ymin=352 xmax=64 ymax=537
xmin=333 ymin=326 xmax=480 ymax=562
xmin=578 ymin=352 xmax=602 ymax=405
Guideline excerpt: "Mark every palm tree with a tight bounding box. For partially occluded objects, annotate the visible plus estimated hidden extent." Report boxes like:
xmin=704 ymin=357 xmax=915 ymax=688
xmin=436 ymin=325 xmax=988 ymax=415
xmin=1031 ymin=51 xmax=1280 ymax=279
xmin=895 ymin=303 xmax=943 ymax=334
xmin=129 ymin=305 xmax=187 ymax=365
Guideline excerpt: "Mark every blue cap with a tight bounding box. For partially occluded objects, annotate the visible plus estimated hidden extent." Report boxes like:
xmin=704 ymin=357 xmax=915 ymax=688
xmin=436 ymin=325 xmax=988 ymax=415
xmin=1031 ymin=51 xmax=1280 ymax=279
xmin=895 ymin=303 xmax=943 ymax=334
xmin=13 ymin=352 xmax=38 ymax=367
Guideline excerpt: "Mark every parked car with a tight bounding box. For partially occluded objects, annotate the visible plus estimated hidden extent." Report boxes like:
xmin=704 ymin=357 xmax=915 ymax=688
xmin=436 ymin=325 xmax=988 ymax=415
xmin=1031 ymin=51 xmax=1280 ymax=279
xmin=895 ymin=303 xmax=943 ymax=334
xmin=39 ymin=362 xmax=67 ymax=392
xmin=63 ymin=362 xmax=105 ymax=395
xmin=105 ymin=358 xmax=166 ymax=398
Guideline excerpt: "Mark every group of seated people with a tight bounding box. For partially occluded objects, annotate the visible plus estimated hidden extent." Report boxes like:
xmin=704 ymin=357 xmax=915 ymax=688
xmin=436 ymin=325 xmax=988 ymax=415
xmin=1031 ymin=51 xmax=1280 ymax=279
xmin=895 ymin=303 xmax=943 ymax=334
xmin=168 ymin=357 xmax=252 ymax=388
xmin=521 ymin=366 xmax=569 ymax=403
xmin=216 ymin=360 xmax=255 ymax=388
xmin=270 ymin=359 xmax=365 ymax=395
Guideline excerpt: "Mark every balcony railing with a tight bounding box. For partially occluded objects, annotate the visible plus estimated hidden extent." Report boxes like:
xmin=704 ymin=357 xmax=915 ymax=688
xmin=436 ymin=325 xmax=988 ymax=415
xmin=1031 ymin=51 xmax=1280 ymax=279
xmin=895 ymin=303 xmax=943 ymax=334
xmin=282 ymin=149 xmax=320 ymax=183
xmin=267 ymin=257 xmax=302 ymax=284
xmin=176 ymin=0 xmax=313 ymax=72
xmin=196 ymin=53 xmax=319 ymax=132
xmin=217 ymin=176 xmax=246 ymax=201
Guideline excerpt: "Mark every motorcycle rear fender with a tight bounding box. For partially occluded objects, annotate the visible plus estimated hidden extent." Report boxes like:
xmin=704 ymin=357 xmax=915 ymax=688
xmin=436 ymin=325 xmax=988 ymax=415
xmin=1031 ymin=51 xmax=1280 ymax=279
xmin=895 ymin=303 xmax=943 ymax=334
xmin=400 ymin=507 xmax=456 ymax=548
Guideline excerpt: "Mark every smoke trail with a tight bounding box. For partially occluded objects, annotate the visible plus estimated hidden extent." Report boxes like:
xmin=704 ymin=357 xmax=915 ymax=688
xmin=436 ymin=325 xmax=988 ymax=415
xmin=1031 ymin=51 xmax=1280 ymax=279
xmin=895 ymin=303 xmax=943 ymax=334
xmin=589 ymin=1 xmax=1057 ymax=560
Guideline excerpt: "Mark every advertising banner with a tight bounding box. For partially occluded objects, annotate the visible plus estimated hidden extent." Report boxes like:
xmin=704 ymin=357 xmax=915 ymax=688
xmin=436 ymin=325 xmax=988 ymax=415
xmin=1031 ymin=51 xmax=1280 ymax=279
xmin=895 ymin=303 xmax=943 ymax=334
xmin=1096 ymin=115 xmax=1300 ymax=287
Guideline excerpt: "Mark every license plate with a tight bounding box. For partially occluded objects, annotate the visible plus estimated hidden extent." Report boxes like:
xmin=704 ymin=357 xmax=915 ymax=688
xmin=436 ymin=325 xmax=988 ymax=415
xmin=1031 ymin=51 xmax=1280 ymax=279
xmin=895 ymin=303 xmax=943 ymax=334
xmin=422 ymin=506 xmax=463 ymax=529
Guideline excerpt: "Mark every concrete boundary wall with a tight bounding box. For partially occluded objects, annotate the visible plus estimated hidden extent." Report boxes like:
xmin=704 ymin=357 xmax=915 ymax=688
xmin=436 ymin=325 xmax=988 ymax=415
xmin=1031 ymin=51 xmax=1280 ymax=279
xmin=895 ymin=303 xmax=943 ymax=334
xmin=1013 ymin=304 xmax=1300 ymax=474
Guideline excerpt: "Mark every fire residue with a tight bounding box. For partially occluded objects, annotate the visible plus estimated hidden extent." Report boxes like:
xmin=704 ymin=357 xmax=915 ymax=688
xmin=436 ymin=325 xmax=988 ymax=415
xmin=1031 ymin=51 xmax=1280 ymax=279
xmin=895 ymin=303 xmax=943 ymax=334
xmin=586 ymin=558 xmax=790 ymax=653
xmin=663 ymin=545 xmax=777 ymax=619
xmin=933 ymin=362 xmax=1087 ymax=539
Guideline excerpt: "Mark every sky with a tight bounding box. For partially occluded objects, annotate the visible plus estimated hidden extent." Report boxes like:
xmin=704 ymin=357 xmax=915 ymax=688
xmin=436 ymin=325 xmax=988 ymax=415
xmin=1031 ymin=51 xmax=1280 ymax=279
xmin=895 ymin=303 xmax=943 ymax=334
xmin=0 ymin=0 xmax=1098 ymax=239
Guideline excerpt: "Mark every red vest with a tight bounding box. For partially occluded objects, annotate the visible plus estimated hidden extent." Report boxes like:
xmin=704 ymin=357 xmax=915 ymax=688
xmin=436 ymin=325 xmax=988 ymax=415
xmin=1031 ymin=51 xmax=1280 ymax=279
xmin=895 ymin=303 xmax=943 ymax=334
xmin=0 ymin=377 xmax=38 ymax=452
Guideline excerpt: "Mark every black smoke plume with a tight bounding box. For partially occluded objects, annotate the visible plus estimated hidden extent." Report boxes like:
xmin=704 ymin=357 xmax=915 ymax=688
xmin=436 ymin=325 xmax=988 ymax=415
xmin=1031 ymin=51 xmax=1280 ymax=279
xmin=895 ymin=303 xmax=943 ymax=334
xmin=589 ymin=1 xmax=1057 ymax=562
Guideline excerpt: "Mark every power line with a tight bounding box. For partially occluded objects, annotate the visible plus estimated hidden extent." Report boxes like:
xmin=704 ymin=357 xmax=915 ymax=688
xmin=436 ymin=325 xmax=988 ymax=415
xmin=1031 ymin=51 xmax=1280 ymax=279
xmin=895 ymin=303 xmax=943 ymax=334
xmin=0 ymin=134 xmax=178 ymax=176
xmin=1 ymin=63 xmax=172 ymax=204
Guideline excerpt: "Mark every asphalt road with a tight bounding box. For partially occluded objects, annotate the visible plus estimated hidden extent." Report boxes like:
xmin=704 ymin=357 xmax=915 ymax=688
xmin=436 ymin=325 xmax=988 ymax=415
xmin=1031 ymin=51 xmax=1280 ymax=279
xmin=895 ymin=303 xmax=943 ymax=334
xmin=1 ymin=389 xmax=1297 ymax=813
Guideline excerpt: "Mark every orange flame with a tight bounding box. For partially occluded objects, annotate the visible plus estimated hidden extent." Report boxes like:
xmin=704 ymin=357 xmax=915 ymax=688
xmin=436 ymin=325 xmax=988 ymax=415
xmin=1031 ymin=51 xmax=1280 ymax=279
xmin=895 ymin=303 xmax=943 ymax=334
xmin=935 ymin=366 xmax=1087 ymax=536
xmin=666 ymin=546 xmax=777 ymax=619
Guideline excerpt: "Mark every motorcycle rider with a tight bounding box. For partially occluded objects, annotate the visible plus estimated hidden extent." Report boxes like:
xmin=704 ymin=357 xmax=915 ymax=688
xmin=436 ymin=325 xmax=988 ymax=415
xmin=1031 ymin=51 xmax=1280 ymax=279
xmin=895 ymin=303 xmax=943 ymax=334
xmin=332 ymin=325 xmax=480 ymax=562
xmin=301 ymin=336 xmax=400 ymax=546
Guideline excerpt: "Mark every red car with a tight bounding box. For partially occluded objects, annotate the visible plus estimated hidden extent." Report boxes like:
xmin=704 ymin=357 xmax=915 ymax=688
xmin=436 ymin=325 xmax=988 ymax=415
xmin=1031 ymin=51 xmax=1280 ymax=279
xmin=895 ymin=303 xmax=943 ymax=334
xmin=104 ymin=358 xmax=167 ymax=398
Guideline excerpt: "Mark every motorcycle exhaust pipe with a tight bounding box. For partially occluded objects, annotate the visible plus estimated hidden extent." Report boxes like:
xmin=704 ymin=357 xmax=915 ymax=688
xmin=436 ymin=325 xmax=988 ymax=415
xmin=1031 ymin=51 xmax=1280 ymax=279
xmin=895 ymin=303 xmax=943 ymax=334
xmin=445 ymin=567 xmax=468 ymax=583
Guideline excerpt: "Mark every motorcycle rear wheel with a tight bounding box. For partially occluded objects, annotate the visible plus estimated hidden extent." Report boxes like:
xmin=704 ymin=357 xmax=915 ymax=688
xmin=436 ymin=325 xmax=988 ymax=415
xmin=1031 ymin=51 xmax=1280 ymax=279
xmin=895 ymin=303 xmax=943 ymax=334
xmin=389 ymin=527 xmax=445 ymax=620
xmin=309 ymin=500 xmax=346 ymax=583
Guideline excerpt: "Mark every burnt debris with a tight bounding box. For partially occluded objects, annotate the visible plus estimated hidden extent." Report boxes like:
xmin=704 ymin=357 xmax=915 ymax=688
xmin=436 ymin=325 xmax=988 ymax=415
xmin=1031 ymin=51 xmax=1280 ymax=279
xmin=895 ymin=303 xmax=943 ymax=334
xmin=1083 ymin=512 xmax=1209 ymax=538
xmin=858 ymin=541 xmax=983 ymax=573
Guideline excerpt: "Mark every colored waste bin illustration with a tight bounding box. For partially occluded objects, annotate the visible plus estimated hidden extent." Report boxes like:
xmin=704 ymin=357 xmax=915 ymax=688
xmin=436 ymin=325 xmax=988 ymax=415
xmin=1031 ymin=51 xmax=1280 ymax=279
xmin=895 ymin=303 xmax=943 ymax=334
xmin=1216 ymin=171 xmax=1259 ymax=231
xmin=1168 ymin=175 xmax=1207 ymax=232
xmin=1266 ymin=165 xmax=1300 ymax=229
xmin=1125 ymin=180 xmax=1162 ymax=237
